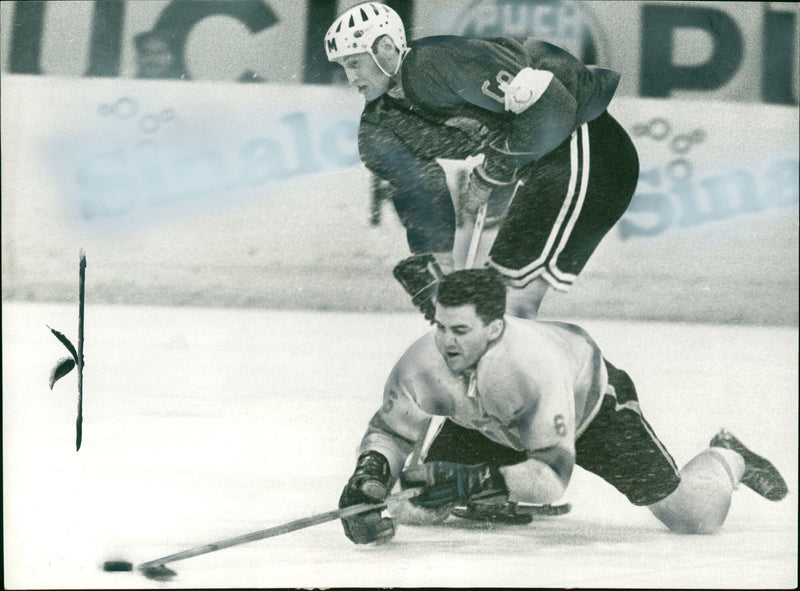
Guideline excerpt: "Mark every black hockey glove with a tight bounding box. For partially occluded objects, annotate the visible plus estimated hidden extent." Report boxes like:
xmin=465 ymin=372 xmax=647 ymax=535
xmin=392 ymin=254 xmax=443 ymax=323
xmin=400 ymin=461 xmax=507 ymax=508
xmin=338 ymin=451 xmax=395 ymax=544
xmin=481 ymin=140 xmax=524 ymax=184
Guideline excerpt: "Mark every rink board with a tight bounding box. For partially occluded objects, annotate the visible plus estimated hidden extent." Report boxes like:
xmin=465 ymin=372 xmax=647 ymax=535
xmin=2 ymin=74 xmax=797 ymax=325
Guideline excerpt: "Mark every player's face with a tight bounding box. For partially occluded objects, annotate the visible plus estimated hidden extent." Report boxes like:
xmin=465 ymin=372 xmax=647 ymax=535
xmin=434 ymin=304 xmax=503 ymax=373
xmin=336 ymin=53 xmax=391 ymax=101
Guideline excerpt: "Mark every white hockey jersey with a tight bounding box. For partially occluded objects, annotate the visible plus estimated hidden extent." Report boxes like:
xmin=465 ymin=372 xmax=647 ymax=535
xmin=360 ymin=316 xmax=608 ymax=479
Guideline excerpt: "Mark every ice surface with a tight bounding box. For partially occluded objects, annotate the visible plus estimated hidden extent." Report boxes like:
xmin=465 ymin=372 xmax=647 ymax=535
xmin=3 ymin=302 xmax=797 ymax=589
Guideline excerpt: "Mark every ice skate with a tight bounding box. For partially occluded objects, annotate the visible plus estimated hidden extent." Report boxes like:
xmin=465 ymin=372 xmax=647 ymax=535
xmin=710 ymin=429 xmax=788 ymax=501
xmin=451 ymin=497 xmax=534 ymax=525
xmin=451 ymin=495 xmax=571 ymax=524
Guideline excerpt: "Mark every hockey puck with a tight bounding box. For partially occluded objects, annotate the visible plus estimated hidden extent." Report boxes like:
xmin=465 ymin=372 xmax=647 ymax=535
xmin=102 ymin=560 xmax=133 ymax=572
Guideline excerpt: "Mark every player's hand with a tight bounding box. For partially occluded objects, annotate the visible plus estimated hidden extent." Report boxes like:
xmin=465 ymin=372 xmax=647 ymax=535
xmin=400 ymin=461 xmax=507 ymax=508
xmin=458 ymin=165 xmax=515 ymax=227
xmin=338 ymin=452 xmax=395 ymax=544
xmin=457 ymin=169 xmax=493 ymax=227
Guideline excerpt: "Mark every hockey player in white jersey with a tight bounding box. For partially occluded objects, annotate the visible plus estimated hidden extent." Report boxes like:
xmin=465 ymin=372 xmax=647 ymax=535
xmin=337 ymin=269 xmax=788 ymax=544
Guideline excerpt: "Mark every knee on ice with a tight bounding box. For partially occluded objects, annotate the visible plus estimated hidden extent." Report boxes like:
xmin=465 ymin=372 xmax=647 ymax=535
xmin=648 ymin=450 xmax=736 ymax=535
xmin=658 ymin=506 xmax=730 ymax=535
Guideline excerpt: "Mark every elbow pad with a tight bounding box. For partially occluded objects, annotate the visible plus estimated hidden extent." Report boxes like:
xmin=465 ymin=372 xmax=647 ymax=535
xmin=499 ymin=458 xmax=568 ymax=505
xmin=502 ymin=67 xmax=554 ymax=115
xmin=480 ymin=68 xmax=554 ymax=183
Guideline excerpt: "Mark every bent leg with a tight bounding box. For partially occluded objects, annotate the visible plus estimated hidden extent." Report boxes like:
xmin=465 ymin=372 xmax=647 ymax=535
xmin=578 ymin=361 xmax=785 ymax=535
xmin=489 ymin=112 xmax=638 ymax=299
xmin=651 ymin=429 xmax=789 ymax=534
xmin=575 ymin=361 xmax=682 ymax=506
xmin=648 ymin=448 xmax=744 ymax=534
xmin=505 ymin=278 xmax=551 ymax=318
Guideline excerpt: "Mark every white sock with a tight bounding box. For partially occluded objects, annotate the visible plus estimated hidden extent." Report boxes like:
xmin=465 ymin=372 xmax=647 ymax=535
xmin=707 ymin=447 xmax=746 ymax=490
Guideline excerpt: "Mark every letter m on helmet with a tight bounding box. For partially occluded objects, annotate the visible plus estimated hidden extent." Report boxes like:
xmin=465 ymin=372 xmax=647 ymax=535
xmin=326 ymin=37 xmax=338 ymax=54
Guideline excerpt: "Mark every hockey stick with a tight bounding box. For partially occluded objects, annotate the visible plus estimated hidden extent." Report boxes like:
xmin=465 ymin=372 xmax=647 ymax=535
xmin=76 ymin=249 xmax=86 ymax=451
xmin=46 ymin=249 xmax=87 ymax=451
xmin=106 ymin=486 xmax=423 ymax=580
xmin=463 ymin=179 xmax=524 ymax=269
xmin=464 ymin=202 xmax=489 ymax=270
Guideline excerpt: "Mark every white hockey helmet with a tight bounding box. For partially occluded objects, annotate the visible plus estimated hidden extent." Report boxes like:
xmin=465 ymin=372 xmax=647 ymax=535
xmin=325 ymin=2 xmax=407 ymax=73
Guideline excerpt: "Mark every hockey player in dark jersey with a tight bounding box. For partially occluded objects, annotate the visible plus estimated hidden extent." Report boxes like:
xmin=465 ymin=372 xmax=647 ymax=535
xmin=325 ymin=2 xmax=639 ymax=319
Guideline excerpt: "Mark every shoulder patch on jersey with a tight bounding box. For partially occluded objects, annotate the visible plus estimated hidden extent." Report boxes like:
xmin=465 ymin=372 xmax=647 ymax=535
xmin=502 ymin=67 xmax=554 ymax=114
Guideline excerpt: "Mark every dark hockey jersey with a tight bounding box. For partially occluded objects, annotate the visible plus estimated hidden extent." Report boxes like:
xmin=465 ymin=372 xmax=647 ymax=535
xmin=359 ymin=35 xmax=620 ymax=254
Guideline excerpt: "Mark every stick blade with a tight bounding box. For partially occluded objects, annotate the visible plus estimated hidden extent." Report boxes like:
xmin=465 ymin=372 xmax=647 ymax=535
xmin=49 ymin=356 xmax=76 ymax=390
xmin=139 ymin=564 xmax=177 ymax=580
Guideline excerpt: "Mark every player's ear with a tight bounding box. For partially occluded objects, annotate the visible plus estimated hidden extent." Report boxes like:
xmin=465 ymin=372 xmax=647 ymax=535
xmin=487 ymin=318 xmax=504 ymax=341
xmin=372 ymin=35 xmax=401 ymax=77
xmin=374 ymin=35 xmax=397 ymax=56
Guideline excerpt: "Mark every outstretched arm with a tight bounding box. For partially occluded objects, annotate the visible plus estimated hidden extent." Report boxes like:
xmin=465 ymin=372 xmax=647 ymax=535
xmin=338 ymin=368 xmax=433 ymax=544
xmin=359 ymin=375 xmax=433 ymax=481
